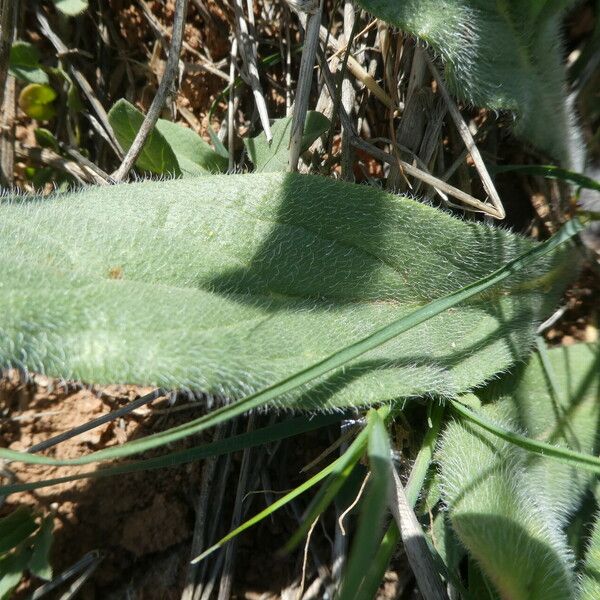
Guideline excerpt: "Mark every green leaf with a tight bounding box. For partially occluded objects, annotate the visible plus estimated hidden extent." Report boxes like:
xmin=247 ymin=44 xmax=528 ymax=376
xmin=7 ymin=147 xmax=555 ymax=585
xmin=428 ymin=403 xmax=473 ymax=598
xmin=155 ymin=119 xmax=228 ymax=175
xmin=53 ymin=0 xmax=89 ymax=16
xmin=18 ymin=84 xmax=57 ymax=121
xmin=440 ymin=404 xmax=576 ymax=599
xmin=356 ymin=0 xmax=582 ymax=168
xmin=245 ymin=111 xmax=330 ymax=172
xmin=0 ymin=548 xmax=32 ymax=600
xmin=439 ymin=343 xmax=600 ymax=600
xmin=9 ymin=41 xmax=48 ymax=85
xmin=0 ymin=172 xmax=579 ymax=416
xmin=107 ymin=99 xmax=181 ymax=176
xmin=0 ymin=507 xmax=37 ymax=554
xmin=28 ymin=516 xmax=54 ymax=581
xmin=0 ymin=174 xmax=585 ymax=464
xmin=339 ymin=410 xmax=392 ymax=600
xmin=34 ymin=128 xmax=60 ymax=152
xmin=492 ymin=343 xmax=600 ymax=519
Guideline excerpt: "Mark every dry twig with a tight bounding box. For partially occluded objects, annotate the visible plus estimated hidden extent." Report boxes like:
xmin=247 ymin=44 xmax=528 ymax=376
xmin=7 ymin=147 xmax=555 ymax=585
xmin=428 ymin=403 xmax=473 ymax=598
xmin=389 ymin=466 xmax=449 ymax=600
xmin=425 ymin=53 xmax=505 ymax=219
xmin=317 ymin=50 xmax=504 ymax=218
xmin=288 ymin=0 xmax=323 ymax=171
xmin=233 ymin=0 xmax=272 ymax=142
xmin=15 ymin=145 xmax=103 ymax=185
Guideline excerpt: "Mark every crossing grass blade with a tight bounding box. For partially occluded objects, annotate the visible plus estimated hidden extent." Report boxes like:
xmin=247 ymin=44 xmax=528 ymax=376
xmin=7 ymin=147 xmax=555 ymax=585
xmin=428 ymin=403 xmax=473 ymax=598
xmin=493 ymin=164 xmax=600 ymax=192
xmin=354 ymin=401 xmax=446 ymax=599
xmin=0 ymin=413 xmax=342 ymax=497
xmin=449 ymin=397 xmax=600 ymax=475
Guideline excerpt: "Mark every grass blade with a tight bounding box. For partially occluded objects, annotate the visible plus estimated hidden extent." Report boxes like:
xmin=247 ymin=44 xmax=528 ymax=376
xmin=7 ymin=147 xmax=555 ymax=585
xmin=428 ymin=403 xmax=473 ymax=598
xmin=355 ymin=401 xmax=446 ymax=599
xmin=0 ymin=414 xmax=342 ymax=496
xmin=450 ymin=398 xmax=600 ymax=474
xmin=338 ymin=410 xmax=393 ymax=600
xmin=190 ymin=430 xmax=369 ymax=564
xmin=493 ymin=164 xmax=600 ymax=192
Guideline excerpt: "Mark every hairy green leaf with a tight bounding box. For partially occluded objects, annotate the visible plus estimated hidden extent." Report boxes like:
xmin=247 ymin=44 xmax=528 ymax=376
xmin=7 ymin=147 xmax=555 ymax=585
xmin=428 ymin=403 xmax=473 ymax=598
xmin=580 ymin=511 xmax=600 ymax=600
xmin=440 ymin=404 xmax=576 ymax=599
xmin=107 ymin=99 xmax=181 ymax=176
xmin=245 ymin=111 xmax=330 ymax=172
xmin=488 ymin=343 xmax=600 ymax=521
xmin=9 ymin=41 xmax=48 ymax=85
xmin=0 ymin=174 xmax=578 ymax=415
xmin=357 ymin=0 xmax=582 ymax=168
xmin=439 ymin=343 xmax=600 ymax=600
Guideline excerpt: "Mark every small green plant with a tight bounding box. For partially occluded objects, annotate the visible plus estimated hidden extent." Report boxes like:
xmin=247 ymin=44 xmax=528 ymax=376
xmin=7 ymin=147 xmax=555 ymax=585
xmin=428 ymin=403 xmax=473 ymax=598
xmin=9 ymin=41 xmax=49 ymax=85
xmin=1 ymin=1 xmax=597 ymax=598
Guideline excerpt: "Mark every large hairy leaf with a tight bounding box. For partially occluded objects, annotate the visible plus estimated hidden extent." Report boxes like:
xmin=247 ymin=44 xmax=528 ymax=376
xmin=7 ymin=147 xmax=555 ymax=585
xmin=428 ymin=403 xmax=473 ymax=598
xmin=357 ymin=0 xmax=583 ymax=168
xmin=439 ymin=343 xmax=600 ymax=600
xmin=0 ymin=173 xmax=577 ymax=409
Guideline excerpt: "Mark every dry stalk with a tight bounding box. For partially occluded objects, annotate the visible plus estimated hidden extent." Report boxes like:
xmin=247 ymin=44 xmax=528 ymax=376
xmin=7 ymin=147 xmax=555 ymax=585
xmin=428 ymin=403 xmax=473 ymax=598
xmin=288 ymin=0 xmax=324 ymax=171
xmin=389 ymin=465 xmax=449 ymax=600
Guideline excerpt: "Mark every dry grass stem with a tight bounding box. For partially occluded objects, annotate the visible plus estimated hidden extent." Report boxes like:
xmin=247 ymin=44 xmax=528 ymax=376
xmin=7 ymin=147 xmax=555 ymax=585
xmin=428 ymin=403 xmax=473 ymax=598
xmin=389 ymin=466 xmax=449 ymax=600
xmin=289 ymin=1 xmax=324 ymax=171
xmin=233 ymin=0 xmax=272 ymax=142
xmin=425 ymin=53 xmax=505 ymax=219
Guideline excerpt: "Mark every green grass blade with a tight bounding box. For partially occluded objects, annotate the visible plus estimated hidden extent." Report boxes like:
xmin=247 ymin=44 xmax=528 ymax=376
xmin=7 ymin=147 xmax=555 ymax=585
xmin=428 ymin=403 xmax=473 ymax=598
xmin=450 ymin=398 xmax=600 ymax=474
xmin=0 ymin=218 xmax=582 ymax=467
xmin=190 ymin=442 xmax=365 ymax=564
xmin=355 ymin=402 xmax=446 ymax=599
xmin=0 ymin=414 xmax=341 ymax=496
xmin=493 ymin=164 xmax=600 ymax=192
xmin=282 ymin=426 xmax=370 ymax=553
xmin=338 ymin=410 xmax=393 ymax=600
xmin=406 ymin=402 xmax=446 ymax=508
xmin=354 ymin=524 xmax=400 ymax=600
